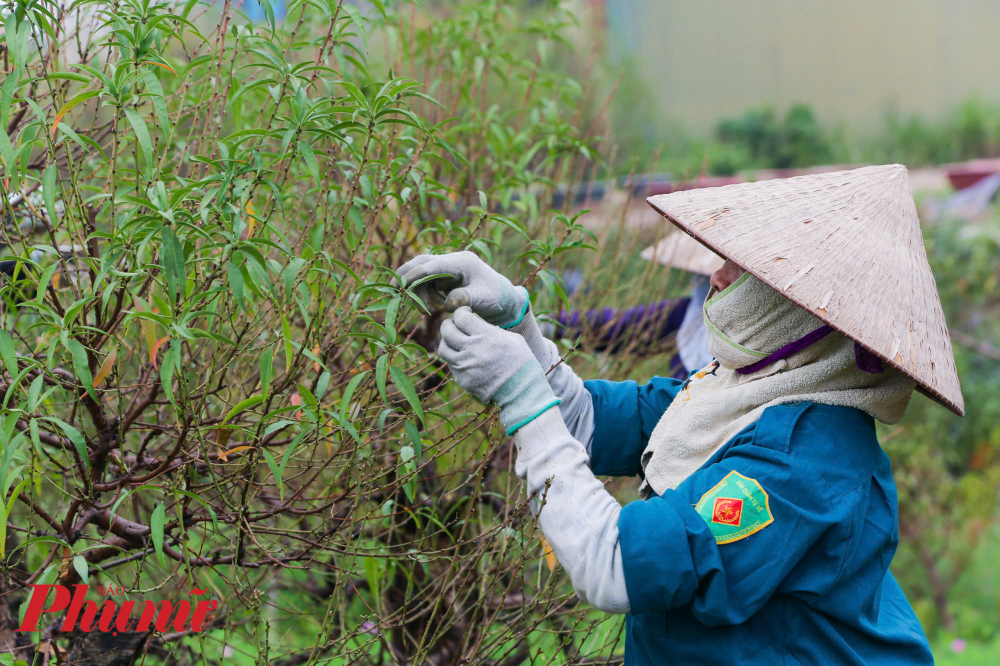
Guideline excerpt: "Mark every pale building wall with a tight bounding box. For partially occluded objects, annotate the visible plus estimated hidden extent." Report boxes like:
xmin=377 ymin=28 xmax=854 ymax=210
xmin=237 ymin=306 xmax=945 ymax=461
xmin=604 ymin=0 xmax=1000 ymax=134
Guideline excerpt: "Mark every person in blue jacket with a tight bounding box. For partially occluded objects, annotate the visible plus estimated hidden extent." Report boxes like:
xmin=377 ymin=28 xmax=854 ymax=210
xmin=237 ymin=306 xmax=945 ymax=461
xmin=396 ymin=166 xmax=963 ymax=665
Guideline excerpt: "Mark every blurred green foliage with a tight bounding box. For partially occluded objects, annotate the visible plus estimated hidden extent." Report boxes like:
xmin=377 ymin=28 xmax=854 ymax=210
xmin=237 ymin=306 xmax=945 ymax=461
xmin=599 ymin=57 xmax=1000 ymax=176
xmin=882 ymin=217 xmax=1000 ymax=650
xmin=713 ymin=104 xmax=834 ymax=172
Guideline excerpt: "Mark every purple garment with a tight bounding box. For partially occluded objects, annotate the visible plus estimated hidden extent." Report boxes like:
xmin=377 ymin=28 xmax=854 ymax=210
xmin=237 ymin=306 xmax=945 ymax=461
xmin=736 ymin=325 xmax=834 ymax=375
xmin=854 ymin=343 xmax=885 ymax=374
xmin=735 ymin=325 xmax=887 ymax=376
xmin=552 ymin=298 xmax=692 ymax=374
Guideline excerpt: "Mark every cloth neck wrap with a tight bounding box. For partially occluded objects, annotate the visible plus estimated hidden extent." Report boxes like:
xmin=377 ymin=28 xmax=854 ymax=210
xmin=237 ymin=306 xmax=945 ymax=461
xmin=638 ymin=273 xmax=915 ymax=498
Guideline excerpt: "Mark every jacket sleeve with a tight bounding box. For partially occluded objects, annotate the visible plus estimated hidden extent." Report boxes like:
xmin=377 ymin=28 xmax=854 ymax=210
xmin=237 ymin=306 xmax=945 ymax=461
xmin=584 ymin=377 xmax=684 ymax=476
xmin=617 ymin=407 xmax=850 ymax=624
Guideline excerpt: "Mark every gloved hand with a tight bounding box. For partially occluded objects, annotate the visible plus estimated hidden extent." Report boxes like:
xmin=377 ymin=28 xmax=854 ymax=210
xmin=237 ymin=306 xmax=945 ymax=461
xmin=439 ymin=307 xmax=561 ymax=435
xmin=396 ymin=251 xmax=529 ymax=328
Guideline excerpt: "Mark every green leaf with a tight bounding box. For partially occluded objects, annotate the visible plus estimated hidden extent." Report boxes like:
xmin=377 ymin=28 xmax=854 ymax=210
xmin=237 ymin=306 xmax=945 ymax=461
xmin=54 ymin=122 xmax=107 ymax=159
xmin=26 ymin=375 xmax=43 ymax=411
xmin=2 ymin=366 xmax=29 ymax=409
xmin=144 ymin=72 xmax=171 ymax=132
xmin=50 ymin=90 xmax=99 ymax=135
xmin=0 ymin=331 xmax=16 ymax=378
xmin=27 ymin=419 xmax=41 ymax=456
xmin=389 ymin=365 xmax=424 ymax=425
xmin=223 ymin=394 xmax=265 ymax=424
xmin=0 ymin=127 xmax=15 ymax=178
xmin=123 ymin=107 xmax=153 ymax=167
xmin=261 ymin=448 xmax=282 ymax=498
xmin=342 ymin=4 xmax=368 ymax=52
xmin=49 ymin=419 xmax=88 ymax=471
xmin=316 ymin=371 xmax=331 ymax=400
xmin=42 ymin=165 xmax=59 ymax=226
xmin=478 ymin=190 xmax=487 ymax=210
xmin=375 ymin=354 xmax=388 ymax=404
xmin=362 ymin=555 xmax=380 ymax=599
xmin=161 ymin=226 xmax=186 ymax=303
xmin=0 ymin=70 xmax=20 ymax=122
xmin=404 ymin=420 xmax=422 ymax=465
xmin=262 ymin=419 xmax=296 ymax=439
xmin=150 ymin=503 xmax=165 ymax=563
xmin=281 ymin=314 xmax=294 ymax=373
xmin=385 ymin=297 xmax=400 ymax=341
xmin=159 ymin=342 xmax=178 ymax=408
xmin=281 ymin=257 xmax=306 ymax=293
xmin=260 ymin=348 xmax=273 ymax=396
xmin=297 ymin=141 xmax=321 ymax=184
xmin=5 ymin=478 xmax=26 ymax=517
xmin=34 ymin=264 xmax=59 ymax=303
xmin=175 ymin=490 xmax=220 ymax=536
xmin=47 ymin=71 xmax=91 ymax=83
xmin=367 ymin=0 xmax=386 ymax=19
xmin=399 ymin=446 xmax=416 ymax=502
xmin=339 ymin=370 xmax=368 ymax=425
xmin=72 ymin=555 xmax=88 ymax=584
xmin=65 ymin=339 xmax=96 ymax=400
xmin=278 ymin=427 xmax=312 ymax=492
xmin=227 ymin=262 xmax=246 ymax=312
xmin=226 ymin=78 xmax=272 ymax=113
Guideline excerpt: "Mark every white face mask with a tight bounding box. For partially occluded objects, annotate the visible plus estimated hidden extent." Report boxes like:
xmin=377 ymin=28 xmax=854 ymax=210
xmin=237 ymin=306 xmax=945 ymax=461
xmin=703 ymin=272 xmax=826 ymax=370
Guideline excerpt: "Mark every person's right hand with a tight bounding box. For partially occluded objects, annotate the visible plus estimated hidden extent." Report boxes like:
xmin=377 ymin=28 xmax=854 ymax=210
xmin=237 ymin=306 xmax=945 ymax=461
xmin=396 ymin=251 xmax=529 ymax=328
xmin=438 ymin=307 xmax=560 ymax=435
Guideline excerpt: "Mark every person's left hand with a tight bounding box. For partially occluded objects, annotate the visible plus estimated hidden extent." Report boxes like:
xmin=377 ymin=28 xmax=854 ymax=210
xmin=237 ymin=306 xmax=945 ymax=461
xmin=439 ymin=307 xmax=560 ymax=435
xmin=438 ymin=307 xmax=533 ymax=402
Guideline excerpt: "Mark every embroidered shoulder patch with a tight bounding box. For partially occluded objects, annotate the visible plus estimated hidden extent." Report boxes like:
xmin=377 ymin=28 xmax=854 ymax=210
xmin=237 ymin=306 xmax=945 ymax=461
xmin=694 ymin=471 xmax=774 ymax=544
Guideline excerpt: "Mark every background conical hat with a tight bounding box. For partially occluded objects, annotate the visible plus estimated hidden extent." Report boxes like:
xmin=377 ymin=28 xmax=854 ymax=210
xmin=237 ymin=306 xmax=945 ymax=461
xmin=646 ymin=164 xmax=964 ymax=416
xmin=640 ymin=230 xmax=726 ymax=275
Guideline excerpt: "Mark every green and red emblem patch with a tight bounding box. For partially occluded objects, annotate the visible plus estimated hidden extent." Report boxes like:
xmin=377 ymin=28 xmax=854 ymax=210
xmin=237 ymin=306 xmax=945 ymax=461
xmin=695 ymin=471 xmax=774 ymax=544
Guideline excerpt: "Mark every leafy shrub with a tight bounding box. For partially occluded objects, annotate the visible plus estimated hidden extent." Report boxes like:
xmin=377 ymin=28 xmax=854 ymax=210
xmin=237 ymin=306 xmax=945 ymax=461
xmin=715 ymin=103 xmax=833 ymax=170
xmin=0 ymin=0 xmax=642 ymax=663
xmin=882 ymin=219 xmax=1000 ymax=642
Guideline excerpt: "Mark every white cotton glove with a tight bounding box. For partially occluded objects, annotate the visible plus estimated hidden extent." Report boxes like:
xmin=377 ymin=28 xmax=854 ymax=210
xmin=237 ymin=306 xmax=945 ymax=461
xmin=398 ymin=252 xmax=594 ymax=448
xmin=438 ymin=307 xmax=561 ymax=435
xmin=396 ymin=251 xmax=529 ymax=328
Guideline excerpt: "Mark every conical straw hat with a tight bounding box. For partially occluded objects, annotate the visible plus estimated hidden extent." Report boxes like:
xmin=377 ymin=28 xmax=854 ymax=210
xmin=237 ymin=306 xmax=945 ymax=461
xmin=646 ymin=164 xmax=964 ymax=416
xmin=640 ymin=230 xmax=726 ymax=275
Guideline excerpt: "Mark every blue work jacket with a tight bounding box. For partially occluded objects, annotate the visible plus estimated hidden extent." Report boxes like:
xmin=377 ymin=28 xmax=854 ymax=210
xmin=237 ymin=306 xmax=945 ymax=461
xmin=585 ymin=376 xmax=933 ymax=666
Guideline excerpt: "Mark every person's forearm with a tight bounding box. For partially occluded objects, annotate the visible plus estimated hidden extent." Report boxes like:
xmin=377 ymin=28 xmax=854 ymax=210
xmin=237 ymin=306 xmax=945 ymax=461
xmin=512 ymin=409 xmax=630 ymax=614
xmin=511 ymin=311 xmax=595 ymax=450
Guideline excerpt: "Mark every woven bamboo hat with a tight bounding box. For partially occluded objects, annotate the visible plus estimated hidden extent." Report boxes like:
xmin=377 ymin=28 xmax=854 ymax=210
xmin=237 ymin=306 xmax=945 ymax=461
xmin=640 ymin=230 xmax=726 ymax=275
xmin=646 ymin=164 xmax=964 ymax=416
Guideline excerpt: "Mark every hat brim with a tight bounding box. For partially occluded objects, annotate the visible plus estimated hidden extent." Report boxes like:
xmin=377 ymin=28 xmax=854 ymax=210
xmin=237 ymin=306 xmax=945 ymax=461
xmin=647 ymin=197 xmax=964 ymax=417
xmin=640 ymin=231 xmax=726 ymax=275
